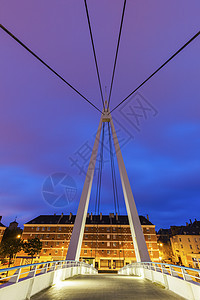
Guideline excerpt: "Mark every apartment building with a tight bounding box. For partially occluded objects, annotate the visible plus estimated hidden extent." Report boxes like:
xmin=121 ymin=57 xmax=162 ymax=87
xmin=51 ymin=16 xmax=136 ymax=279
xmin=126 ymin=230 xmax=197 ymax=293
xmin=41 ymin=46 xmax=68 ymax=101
xmin=18 ymin=213 xmax=159 ymax=270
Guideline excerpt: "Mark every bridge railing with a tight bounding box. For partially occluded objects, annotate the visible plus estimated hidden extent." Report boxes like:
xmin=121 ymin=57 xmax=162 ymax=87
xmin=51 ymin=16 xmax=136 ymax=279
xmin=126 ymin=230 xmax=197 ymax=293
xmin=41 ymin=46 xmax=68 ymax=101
xmin=118 ymin=262 xmax=200 ymax=300
xmin=0 ymin=260 xmax=97 ymax=300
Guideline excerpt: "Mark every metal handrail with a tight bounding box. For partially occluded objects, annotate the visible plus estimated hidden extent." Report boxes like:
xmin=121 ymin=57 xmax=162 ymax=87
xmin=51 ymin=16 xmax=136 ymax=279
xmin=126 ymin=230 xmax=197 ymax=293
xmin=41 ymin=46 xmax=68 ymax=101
xmin=0 ymin=260 xmax=97 ymax=286
xmin=118 ymin=262 xmax=200 ymax=284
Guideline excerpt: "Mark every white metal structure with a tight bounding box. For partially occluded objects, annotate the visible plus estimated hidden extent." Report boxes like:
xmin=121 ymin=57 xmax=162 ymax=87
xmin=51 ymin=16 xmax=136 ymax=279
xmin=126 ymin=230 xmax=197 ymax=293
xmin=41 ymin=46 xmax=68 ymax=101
xmin=66 ymin=101 xmax=150 ymax=262
xmin=0 ymin=260 xmax=97 ymax=300
xmin=119 ymin=262 xmax=200 ymax=300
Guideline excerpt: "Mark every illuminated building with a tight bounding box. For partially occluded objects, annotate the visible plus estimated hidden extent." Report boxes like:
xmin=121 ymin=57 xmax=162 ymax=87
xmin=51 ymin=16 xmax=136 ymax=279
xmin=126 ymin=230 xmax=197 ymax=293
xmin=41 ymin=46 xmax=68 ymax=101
xmin=0 ymin=216 xmax=6 ymax=243
xmin=18 ymin=213 xmax=159 ymax=270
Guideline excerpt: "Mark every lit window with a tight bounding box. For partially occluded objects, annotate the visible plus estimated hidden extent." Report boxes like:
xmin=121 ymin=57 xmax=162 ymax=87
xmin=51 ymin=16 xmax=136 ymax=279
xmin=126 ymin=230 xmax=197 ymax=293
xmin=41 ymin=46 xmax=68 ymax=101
xmin=113 ymin=235 xmax=116 ymax=239
xmin=107 ymin=242 xmax=110 ymax=247
xmin=113 ymin=228 xmax=116 ymax=232
xmin=42 ymin=227 xmax=45 ymax=231
xmin=107 ymin=235 xmax=110 ymax=239
xmin=36 ymin=227 xmax=39 ymax=231
xmin=113 ymin=242 xmax=116 ymax=247
xmin=107 ymin=228 xmax=110 ymax=232
xmin=47 ymin=227 xmax=51 ymax=231
xmin=84 ymin=250 xmax=87 ymax=254
xmin=194 ymin=238 xmax=197 ymax=243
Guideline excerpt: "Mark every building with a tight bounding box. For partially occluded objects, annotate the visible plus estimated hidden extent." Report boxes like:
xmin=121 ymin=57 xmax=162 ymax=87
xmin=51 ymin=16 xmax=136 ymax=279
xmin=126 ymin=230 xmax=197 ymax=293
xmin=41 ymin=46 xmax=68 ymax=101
xmin=0 ymin=217 xmax=6 ymax=243
xmin=170 ymin=220 xmax=200 ymax=268
xmin=18 ymin=213 xmax=159 ymax=270
xmin=157 ymin=228 xmax=173 ymax=263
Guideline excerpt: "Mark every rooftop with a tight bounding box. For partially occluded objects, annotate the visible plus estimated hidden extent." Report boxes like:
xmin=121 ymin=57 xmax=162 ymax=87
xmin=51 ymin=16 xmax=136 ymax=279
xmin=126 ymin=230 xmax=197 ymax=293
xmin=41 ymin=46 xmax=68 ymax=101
xmin=26 ymin=214 xmax=153 ymax=226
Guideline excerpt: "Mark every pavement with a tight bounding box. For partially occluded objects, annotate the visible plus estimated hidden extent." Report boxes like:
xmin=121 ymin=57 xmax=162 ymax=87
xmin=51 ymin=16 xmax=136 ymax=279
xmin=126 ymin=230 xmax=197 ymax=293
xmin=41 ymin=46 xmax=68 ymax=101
xmin=31 ymin=274 xmax=185 ymax=300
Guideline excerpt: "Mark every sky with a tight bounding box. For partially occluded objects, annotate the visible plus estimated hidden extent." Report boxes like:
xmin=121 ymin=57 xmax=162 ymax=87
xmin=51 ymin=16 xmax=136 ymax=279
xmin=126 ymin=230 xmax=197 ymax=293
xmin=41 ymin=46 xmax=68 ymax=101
xmin=0 ymin=0 xmax=200 ymax=230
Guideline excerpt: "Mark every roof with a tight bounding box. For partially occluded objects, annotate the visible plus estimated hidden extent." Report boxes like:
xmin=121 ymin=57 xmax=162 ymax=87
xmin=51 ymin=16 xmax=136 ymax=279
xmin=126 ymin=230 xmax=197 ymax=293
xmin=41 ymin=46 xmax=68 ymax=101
xmin=0 ymin=222 xmax=6 ymax=228
xmin=26 ymin=214 xmax=153 ymax=226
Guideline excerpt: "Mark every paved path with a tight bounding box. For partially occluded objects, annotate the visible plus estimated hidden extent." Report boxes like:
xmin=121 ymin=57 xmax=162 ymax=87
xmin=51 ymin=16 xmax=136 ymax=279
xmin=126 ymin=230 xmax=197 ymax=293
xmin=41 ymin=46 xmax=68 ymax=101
xmin=32 ymin=274 xmax=185 ymax=300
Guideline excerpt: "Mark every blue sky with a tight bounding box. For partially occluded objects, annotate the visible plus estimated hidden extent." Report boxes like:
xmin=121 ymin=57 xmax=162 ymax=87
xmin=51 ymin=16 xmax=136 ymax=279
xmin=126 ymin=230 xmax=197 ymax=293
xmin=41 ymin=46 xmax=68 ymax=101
xmin=0 ymin=0 xmax=200 ymax=230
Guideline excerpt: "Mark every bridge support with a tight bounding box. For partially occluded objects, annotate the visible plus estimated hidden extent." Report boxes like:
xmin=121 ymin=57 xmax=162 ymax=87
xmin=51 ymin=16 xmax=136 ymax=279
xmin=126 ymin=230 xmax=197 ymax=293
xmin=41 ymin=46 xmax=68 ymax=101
xmin=66 ymin=102 xmax=150 ymax=262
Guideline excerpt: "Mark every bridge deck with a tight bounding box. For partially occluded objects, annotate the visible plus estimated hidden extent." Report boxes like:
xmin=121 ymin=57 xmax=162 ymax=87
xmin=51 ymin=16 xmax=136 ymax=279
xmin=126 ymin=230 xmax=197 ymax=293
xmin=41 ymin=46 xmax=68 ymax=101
xmin=31 ymin=274 xmax=185 ymax=300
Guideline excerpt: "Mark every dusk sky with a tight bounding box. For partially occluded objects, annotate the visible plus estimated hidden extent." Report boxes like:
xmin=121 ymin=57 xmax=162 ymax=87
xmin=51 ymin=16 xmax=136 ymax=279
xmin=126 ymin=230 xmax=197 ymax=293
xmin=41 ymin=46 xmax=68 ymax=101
xmin=0 ymin=1 xmax=200 ymax=230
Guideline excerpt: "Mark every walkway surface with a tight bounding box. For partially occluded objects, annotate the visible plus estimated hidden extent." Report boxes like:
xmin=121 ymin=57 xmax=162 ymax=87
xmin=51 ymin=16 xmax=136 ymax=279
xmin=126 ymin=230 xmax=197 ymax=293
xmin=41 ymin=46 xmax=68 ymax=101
xmin=31 ymin=274 xmax=185 ymax=300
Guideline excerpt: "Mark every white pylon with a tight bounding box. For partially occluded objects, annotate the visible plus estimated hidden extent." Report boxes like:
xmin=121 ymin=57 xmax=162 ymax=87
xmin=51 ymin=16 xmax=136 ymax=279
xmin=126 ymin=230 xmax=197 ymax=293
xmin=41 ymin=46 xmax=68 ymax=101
xmin=66 ymin=101 xmax=150 ymax=262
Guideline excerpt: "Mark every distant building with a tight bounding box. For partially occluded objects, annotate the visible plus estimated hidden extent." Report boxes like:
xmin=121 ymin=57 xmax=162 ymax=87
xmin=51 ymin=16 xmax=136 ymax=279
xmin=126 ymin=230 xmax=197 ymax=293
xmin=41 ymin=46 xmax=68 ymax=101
xmin=0 ymin=217 xmax=6 ymax=243
xmin=18 ymin=213 xmax=159 ymax=270
xmin=170 ymin=219 xmax=200 ymax=268
xmin=157 ymin=228 xmax=173 ymax=263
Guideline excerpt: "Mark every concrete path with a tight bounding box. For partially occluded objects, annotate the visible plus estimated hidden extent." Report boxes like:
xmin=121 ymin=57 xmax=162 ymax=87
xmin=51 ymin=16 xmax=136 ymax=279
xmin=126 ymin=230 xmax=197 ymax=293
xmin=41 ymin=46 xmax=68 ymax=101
xmin=32 ymin=274 xmax=185 ymax=300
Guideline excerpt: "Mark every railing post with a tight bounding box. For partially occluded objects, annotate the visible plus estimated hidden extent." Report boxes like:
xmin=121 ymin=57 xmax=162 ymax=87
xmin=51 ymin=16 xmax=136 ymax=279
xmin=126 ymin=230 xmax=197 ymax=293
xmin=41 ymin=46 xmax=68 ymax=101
xmin=8 ymin=268 xmax=21 ymax=283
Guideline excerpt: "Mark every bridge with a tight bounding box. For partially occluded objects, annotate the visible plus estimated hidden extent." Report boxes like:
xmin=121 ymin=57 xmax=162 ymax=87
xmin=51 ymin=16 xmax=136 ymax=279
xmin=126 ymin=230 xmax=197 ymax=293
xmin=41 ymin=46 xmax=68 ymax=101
xmin=1 ymin=1 xmax=200 ymax=300
xmin=0 ymin=260 xmax=200 ymax=299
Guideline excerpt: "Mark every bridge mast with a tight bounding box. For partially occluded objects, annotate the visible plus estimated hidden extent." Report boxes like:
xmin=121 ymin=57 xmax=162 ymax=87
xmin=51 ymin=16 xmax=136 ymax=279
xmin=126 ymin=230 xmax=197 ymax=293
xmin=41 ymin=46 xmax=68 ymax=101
xmin=66 ymin=101 xmax=150 ymax=262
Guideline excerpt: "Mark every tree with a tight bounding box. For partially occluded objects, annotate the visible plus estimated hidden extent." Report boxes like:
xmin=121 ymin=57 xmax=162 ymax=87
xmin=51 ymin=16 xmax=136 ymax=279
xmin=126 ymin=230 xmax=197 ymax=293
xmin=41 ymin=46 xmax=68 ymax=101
xmin=23 ymin=237 xmax=42 ymax=264
xmin=0 ymin=238 xmax=23 ymax=267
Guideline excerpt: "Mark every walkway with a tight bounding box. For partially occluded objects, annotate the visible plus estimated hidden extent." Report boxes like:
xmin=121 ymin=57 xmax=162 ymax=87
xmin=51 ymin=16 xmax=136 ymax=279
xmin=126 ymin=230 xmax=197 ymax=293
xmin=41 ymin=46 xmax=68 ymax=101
xmin=31 ymin=274 xmax=185 ymax=300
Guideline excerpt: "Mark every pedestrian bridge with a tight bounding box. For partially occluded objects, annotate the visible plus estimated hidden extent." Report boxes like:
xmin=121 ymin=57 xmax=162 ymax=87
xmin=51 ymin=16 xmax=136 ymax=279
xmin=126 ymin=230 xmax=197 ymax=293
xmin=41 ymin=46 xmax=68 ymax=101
xmin=0 ymin=260 xmax=200 ymax=300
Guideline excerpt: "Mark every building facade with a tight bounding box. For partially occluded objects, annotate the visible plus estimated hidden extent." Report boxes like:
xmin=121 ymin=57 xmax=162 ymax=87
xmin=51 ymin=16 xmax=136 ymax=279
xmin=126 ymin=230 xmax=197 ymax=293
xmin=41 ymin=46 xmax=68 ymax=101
xmin=0 ymin=217 xmax=6 ymax=243
xmin=18 ymin=213 xmax=159 ymax=270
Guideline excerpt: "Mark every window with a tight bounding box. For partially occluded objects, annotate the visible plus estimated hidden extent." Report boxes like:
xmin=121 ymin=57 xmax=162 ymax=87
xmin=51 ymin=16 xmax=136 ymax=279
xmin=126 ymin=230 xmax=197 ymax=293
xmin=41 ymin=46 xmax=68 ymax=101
xmin=179 ymin=238 xmax=182 ymax=242
xmin=35 ymin=234 xmax=38 ymax=238
xmin=190 ymin=245 xmax=193 ymax=249
xmin=107 ymin=250 xmax=110 ymax=254
xmin=195 ymin=238 xmax=197 ymax=243
xmin=107 ymin=228 xmax=110 ymax=232
xmin=55 ymin=250 xmax=58 ymax=254
xmin=149 ymin=243 xmax=152 ymax=248
xmin=57 ymin=234 xmax=60 ymax=238
xmin=43 ymin=249 xmax=47 ymax=253
xmin=113 ymin=235 xmax=116 ymax=239
xmin=84 ymin=250 xmax=87 ymax=254
xmin=102 ymin=250 xmax=104 ymax=253
xmin=197 ymin=245 xmax=199 ymax=250
xmin=188 ymin=238 xmax=191 ymax=242
xmin=113 ymin=242 xmax=117 ymax=247
xmin=113 ymin=228 xmax=116 ymax=232
xmin=85 ymin=242 xmax=87 ymax=246
xmin=107 ymin=234 xmax=110 ymax=239
xmin=46 ymin=234 xmax=49 ymax=238
xmin=42 ymin=227 xmax=45 ymax=231
xmin=146 ymin=228 xmax=150 ymax=232
xmin=181 ymin=244 xmax=183 ymax=248
xmin=47 ymin=227 xmax=51 ymax=231
xmin=45 ymin=242 xmax=48 ymax=246
xmin=36 ymin=227 xmax=39 ymax=231
xmin=85 ymin=227 xmax=89 ymax=231
xmin=107 ymin=242 xmax=110 ymax=247
xmin=85 ymin=235 xmax=88 ymax=239
xmin=56 ymin=242 xmax=59 ymax=246
xmin=148 ymin=235 xmax=151 ymax=240
xmin=58 ymin=227 xmax=61 ymax=231
xmin=102 ymin=242 xmax=104 ymax=245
